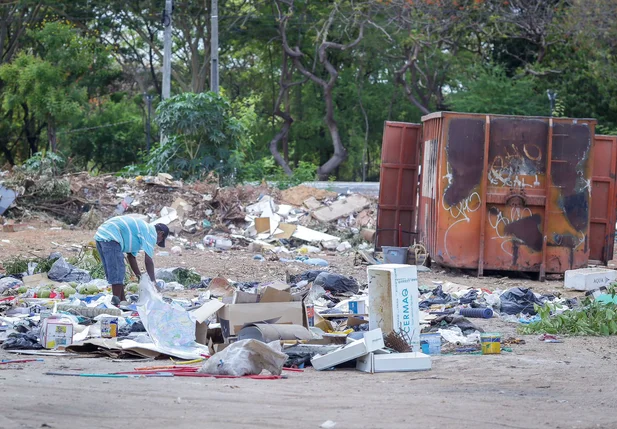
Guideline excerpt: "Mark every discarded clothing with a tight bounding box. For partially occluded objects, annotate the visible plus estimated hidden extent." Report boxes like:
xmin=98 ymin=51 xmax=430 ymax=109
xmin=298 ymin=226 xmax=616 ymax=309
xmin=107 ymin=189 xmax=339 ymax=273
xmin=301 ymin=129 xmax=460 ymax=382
xmin=429 ymin=315 xmax=484 ymax=335
xmin=419 ymin=285 xmax=455 ymax=309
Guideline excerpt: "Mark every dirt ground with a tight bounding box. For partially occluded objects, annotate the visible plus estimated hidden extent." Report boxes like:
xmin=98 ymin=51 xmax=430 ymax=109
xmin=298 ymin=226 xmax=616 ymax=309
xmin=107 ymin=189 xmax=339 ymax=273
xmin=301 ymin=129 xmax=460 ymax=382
xmin=1 ymin=229 xmax=616 ymax=429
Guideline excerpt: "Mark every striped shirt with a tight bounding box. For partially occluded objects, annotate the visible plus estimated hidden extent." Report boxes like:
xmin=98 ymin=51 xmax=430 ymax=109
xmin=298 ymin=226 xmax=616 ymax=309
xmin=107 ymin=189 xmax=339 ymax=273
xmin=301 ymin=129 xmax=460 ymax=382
xmin=94 ymin=216 xmax=157 ymax=257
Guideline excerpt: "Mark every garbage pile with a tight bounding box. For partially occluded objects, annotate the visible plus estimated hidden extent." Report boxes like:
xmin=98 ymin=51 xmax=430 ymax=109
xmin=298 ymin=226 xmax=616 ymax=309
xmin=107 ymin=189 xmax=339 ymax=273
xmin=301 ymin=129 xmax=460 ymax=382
xmin=0 ymin=252 xmax=436 ymax=376
xmin=0 ymin=170 xmax=377 ymax=254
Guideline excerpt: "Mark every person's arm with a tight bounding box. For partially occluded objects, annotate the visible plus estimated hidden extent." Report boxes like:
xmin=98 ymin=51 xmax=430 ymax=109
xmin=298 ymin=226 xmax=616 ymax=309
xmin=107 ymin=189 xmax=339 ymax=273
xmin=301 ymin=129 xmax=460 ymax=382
xmin=126 ymin=254 xmax=141 ymax=280
xmin=144 ymin=254 xmax=156 ymax=282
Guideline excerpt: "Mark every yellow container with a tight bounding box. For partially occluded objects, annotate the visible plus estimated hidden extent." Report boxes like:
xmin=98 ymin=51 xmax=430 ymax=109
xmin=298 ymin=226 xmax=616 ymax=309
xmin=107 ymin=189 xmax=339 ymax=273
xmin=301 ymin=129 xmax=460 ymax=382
xmin=481 ymin=333 xmax=501 ymax=354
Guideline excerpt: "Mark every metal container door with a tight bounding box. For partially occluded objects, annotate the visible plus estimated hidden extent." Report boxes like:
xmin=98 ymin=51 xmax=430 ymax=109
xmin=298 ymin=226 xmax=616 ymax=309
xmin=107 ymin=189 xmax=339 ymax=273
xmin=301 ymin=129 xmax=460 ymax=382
xmin=376 ymin=121 xmax=421 ymax=248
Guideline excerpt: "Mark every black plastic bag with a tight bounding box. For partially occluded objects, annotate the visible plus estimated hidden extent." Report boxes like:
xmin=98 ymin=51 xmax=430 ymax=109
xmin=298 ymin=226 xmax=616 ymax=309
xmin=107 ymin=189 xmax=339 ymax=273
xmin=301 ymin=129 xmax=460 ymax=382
xmin=313 ymin=272 xmax=359 ymax=295
xmin=1 ymin=332 xmax=43 ymax=350
xmin=500 ymin=287 xmax=546 ymax=315
xmin=290 ymin=270 xmax=327 ymax=284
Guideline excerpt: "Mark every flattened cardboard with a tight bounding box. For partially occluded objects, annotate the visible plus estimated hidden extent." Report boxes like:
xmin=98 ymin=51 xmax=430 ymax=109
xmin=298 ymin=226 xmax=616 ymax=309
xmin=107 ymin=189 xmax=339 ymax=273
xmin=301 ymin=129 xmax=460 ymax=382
xmin=260 ymin=287 xmax=292 ymax=303
xmin=217 ymin=301 xmax=304 ymax=338
xmin=260 ymin=281 xmax=291 ymax=292
xmin=232 ymin=290 xmax=260 ymax=304
xmin=190 ymin=300 xmax=225 ymax=324
xmin=255 ymin=217 xmax=271 ymax=234
xmin=274 ymin=223 xmax=297 ymax=239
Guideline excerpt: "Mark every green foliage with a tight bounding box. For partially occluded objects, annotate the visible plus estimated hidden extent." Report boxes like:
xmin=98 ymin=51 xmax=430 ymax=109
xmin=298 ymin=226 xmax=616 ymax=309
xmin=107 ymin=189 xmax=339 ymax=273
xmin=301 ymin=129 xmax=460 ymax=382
xmin=64 ymin=96 xmax=145 ymax=172
xmin=448 ymin=65 xmax=549 ymax=116
xmin=519 ymin=287 xmax=617 ymax=336
xmin=143 ymin=92 xmax=249 ymax=181
xmin=2 ymin=254 xmax=60 ymax=276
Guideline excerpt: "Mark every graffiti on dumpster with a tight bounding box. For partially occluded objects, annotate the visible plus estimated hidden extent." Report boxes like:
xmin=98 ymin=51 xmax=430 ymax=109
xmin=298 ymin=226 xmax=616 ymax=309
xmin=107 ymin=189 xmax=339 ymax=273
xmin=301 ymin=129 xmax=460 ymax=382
xmin=442 ymin=191 xmax=481 ymax=258
xmin=488 ymin=207 xmax=542 ymax=262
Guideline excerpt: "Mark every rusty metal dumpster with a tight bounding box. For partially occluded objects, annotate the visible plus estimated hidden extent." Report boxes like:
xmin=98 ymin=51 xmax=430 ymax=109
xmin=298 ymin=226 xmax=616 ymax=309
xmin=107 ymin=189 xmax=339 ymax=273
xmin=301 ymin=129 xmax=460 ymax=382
xmin=417 ymin=112 xmax=597 ymax=279
xmin=589 ymin=135 xmax=617 ymax=265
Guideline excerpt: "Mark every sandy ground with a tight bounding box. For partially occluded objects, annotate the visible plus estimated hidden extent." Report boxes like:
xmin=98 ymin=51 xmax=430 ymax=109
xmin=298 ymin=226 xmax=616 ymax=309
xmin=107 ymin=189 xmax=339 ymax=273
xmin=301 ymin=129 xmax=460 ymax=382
xmin=0 ymin=229 xmax=616 ymax=429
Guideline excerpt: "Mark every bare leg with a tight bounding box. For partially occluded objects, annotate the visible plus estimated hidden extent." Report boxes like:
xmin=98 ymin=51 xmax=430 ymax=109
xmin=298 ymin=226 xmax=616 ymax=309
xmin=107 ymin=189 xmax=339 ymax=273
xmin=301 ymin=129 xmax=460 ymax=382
xmin=111 ymin=284 xmax=126 ymax=302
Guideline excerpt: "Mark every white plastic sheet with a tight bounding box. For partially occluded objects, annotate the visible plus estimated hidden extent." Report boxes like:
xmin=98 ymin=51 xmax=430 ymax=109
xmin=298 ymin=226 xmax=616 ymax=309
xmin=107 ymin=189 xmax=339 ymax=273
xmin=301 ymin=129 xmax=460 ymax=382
xmin=136 ymin=276 xmax=209 ymax=359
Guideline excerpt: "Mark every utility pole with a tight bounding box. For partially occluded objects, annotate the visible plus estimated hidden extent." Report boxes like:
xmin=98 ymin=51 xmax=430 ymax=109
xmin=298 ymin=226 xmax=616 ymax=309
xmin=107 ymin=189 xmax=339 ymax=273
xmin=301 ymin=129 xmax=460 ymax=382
xmin=162 ymin=0 xmax=173 ymax=100
xmin=144 ymin=94 xmax=153 ymax=153
xmin=210 ymin=0 xmax=219 ymax=94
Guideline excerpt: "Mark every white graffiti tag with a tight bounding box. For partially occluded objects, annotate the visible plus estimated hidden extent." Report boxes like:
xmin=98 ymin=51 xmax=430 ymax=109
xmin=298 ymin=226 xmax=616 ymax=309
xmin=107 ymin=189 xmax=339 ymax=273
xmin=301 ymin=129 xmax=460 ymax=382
xmin=442 ymin=191 xmax=481 ymax=258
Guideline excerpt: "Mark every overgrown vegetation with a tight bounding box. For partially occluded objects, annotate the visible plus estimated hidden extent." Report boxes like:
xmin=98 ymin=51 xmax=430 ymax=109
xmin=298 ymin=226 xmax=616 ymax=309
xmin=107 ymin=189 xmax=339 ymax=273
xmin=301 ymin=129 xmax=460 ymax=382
xmin=1 ymin=1 xmax=617 ymax=180
xmin=519 ymin=287 xmax=617 ymax=336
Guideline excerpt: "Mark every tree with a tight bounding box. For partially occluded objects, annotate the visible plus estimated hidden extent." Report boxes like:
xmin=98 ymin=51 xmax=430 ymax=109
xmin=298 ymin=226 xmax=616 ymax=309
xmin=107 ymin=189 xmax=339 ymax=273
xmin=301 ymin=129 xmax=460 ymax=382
xmin=147 ymin=92 xmax=248 ymax=181
xmin=0 ymin=22 xmax=116 ymax=153
xmin=276 ymin=0 xmax=370 ymax=180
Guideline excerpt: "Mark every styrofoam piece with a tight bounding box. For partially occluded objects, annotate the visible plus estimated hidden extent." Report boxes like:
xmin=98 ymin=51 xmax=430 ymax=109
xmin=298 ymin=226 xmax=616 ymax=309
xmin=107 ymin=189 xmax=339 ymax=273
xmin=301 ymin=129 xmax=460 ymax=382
xmin=564 ymin=268 xmax=617 ymax=291
xmin=356 ymin=351 xmax=431 ymax=373
xmin=367 ymin=264 xmax=420 ymax=350
xmin=311 ymin=329 xmax=384 ymax=371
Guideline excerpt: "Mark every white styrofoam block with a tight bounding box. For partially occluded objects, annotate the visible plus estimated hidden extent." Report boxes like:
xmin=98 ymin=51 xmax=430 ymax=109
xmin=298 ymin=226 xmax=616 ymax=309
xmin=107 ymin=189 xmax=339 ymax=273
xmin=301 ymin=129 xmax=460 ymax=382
xmin=311 ymin=329 xmax=384 ymax=371
xmin=357 ymin=351 xmax=431 ymax=373
xmin=564 ymin=268 xmax=617 ymax=291
xmin=367 ymin=264 xmax=420 ymax=350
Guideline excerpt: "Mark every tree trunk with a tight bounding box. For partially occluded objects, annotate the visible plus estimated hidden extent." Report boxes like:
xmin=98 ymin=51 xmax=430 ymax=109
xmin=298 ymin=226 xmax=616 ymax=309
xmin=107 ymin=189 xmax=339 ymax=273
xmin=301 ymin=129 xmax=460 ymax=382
xmin=317 ymin=86 xmax=347 ymax=180
xmin=47 ymin=115 xmax=57 ymax=152
xmin=269 ymin=119 xmax=293 ymax=176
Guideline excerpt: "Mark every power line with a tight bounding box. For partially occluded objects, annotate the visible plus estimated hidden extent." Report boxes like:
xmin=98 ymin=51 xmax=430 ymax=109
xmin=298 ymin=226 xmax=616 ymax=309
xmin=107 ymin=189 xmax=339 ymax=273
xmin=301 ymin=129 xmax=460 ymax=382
xmin=56 ymin=120 xmax=137 ymax=135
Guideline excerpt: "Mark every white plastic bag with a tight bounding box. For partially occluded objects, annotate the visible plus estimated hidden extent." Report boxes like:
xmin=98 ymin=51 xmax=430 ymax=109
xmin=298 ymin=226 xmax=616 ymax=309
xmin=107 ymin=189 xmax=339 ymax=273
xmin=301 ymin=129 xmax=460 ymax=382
xmin=198 ymin=339 xmax=287 ymax=376
xmin=136 ymin=276 xmax=208 ymax=359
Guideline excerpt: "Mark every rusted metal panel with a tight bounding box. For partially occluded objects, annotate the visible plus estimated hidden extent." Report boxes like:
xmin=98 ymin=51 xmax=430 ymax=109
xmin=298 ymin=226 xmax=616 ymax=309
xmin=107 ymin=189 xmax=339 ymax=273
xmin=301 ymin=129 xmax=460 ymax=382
xmin=589 ymin=135 xmax=617 ymax=264
xmin=418 ymin=112 xmax=596 ymax=275
xmin=376 ymin=121 xmax=421 ymax=248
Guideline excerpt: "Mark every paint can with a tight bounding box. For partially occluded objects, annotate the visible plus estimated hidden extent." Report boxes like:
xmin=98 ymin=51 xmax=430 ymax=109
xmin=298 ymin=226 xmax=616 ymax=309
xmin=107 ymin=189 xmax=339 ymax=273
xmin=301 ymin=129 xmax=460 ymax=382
xmin=101 ymin=317 xmax=118 ymax=338
xmin=306 ymin=304 xmax=315 ymax=327
xmin=481 ymin=333 xmax=501 ymax=354
xmin=419 ymin=333 xmax=441 ymax=355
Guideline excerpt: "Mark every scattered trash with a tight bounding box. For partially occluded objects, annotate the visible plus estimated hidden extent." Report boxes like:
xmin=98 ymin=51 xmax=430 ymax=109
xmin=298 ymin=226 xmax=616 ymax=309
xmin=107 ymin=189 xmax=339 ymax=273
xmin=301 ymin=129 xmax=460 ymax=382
xmin=500 ymin=287 xmax=546 ymax=315
xmin=539 ymin=334 xmax=563 ymax=343
xmin=320 ymin=421 xmax=337 ymax=429
xmin=480 ymin=333 xmax=501 ymax=354
xmin=198 ymin=339 xmax=287 ymax=376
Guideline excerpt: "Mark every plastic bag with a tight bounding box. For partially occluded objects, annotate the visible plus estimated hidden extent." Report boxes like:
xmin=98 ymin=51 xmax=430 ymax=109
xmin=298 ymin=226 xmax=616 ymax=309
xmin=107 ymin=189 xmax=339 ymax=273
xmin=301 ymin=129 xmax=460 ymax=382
xmin=1 ymin=332 xmax=43 ymax=350
xmin=48 ymin=257 xmax=92 ymax=283
xmin=499 ymin=287 xmax=546 ymax=315
xmin=313 ymin=272 xmax=359 ymax=295
xmin=136 ymin=276 xmax=208 ymax=359
xmin=0 ymin=277 xmax=23 ymax=294
xmin=198 ymin=339 xmax=287 ymax=376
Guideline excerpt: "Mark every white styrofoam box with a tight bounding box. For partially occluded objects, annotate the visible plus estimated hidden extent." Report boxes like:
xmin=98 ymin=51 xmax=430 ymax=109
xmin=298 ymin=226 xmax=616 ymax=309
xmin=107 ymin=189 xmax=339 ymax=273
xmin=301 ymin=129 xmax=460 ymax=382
xmin=356 ymin=351 xmax=431 ymax=373
xmin=367 ymin=264 xmax=420 ymax=350
xmin=564 ymin=268 xmax=617 ymax=291
xmin=311 ymin=329 xmax=384 ymax=371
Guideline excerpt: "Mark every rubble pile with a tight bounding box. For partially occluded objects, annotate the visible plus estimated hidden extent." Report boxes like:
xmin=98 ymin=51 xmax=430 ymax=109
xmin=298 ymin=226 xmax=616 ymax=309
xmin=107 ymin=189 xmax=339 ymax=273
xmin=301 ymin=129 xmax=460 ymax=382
xmin=0 ymin=171 xmax=378 ymax=253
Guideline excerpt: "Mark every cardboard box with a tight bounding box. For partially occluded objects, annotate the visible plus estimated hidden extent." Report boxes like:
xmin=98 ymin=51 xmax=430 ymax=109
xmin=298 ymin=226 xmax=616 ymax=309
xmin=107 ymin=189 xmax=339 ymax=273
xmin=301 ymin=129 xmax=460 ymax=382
xmin=368 ymin=264 xmax=420 ymax=351
xmin=217 ymin=301 xmax=304 ymax=338
xmin=41 ymin=320 xmax=74 ymax=349
xmin=356 ymin=351 xmax=431 ymax=373
xmin=311 ymin=329 xmax=384 ymax=370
